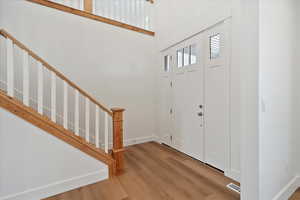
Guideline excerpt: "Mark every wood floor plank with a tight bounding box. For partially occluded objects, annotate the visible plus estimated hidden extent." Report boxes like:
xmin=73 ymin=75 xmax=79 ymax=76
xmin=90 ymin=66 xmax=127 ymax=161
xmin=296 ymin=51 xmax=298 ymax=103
xmin=44 ymin=142 xmax=240 ymax=200
xmin=131 ymin=144 xmax=211 ymax=198
xmin=124 ymin=149 xmax=178 ymax=199
xmin=290 ymin=188 xmax=300 ymax=200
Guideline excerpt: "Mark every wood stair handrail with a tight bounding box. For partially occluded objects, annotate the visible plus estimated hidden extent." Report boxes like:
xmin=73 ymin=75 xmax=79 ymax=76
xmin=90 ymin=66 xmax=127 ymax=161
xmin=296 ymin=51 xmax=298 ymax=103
xmin=25 ymin=0 xmax=155 ymax=36
xmin=0 ymin=29 xmax=113 ymax=116
xmin=0 ymin=90 xmax=116 ymax=177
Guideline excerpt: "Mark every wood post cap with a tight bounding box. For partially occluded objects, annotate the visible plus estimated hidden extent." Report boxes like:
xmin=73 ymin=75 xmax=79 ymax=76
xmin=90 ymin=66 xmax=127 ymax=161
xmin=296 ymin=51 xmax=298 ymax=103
xmin=111 ymin=108 xmax=125 ymax=112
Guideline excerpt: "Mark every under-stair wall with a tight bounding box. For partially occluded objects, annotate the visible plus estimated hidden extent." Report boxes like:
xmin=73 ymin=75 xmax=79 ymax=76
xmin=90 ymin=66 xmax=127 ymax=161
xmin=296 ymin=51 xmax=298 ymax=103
xmin=0 ymin=107 xmax=108 ymax=200
xmin=0 ymin=0 xmax=158 ymax=146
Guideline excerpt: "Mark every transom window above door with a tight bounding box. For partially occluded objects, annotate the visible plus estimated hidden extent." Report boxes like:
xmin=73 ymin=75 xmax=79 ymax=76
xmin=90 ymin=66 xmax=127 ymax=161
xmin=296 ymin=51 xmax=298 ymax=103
xmin=177 ymin=44 xmax=197 ymax=68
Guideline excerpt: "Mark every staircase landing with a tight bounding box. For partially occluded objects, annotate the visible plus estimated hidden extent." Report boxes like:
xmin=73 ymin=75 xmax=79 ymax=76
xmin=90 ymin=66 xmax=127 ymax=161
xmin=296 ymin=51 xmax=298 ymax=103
xmin=44 ymin=142 xmax=239 ymax=200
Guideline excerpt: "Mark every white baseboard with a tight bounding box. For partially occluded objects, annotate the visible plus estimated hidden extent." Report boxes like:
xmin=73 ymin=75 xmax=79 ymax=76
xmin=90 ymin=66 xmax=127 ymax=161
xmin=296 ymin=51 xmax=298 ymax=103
xmin=100 ymin=135 xmax=159 ymax=149
xmin=273 ymin=176 xmax=300 ymax=200
xmin=124 ymin=135 xmax=157 ymax=146
xmin=0 ymin=169 xmax=108 ymax=200
xmin=152 ymin=135 xmax=161 ymax=143
xmin=160 ymin=135 xmax=171 ymax=145
xmin=225 ymin=169 xmax=240 ymax=182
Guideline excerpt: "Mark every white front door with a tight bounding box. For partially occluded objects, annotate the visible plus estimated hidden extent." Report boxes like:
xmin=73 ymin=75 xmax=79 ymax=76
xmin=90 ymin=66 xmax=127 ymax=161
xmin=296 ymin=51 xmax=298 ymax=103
xmin=159 ymin=21 xmax=230 ymax=172
xmin=204 ymin=22 xmax=229 ymax=171
xmin=172 ymin=35 xmax=205 ymax=161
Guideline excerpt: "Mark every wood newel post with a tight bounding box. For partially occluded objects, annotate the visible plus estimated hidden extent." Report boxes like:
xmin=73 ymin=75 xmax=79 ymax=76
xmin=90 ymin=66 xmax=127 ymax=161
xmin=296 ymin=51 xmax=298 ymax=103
xmin=111 ymin=108 xmax=125 ymax=173
xmin=84 ymin=0 xmax=93 ymax=13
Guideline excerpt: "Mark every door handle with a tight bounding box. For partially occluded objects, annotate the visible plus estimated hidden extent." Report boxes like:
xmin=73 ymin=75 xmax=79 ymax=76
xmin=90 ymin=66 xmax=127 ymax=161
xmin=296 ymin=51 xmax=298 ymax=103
xmin=198 ymin=112 xmax=203 ymax=117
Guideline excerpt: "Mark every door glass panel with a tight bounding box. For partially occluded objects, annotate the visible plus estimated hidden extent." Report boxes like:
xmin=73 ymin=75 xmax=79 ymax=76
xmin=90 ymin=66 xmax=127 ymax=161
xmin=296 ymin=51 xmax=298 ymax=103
xmin=164 ymin=55 xmax=170 ymax=72
xmin=183 ymin=47 xmax=190 ymax=66
xmin=210 ymin=34 xmax=220 ymax=59
xmin=190 ymin=44 xmax=197 ymax=65
xmin=177 ymin=49 xmax=183 ymax=68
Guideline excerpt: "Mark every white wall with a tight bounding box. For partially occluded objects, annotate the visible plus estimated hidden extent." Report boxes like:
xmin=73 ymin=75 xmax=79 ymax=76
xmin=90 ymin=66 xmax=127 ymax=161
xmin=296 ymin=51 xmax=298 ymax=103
xmin=294 ymin=1 xmax=300 ymax=178
xmin=0 ymin=108 xmax=108 ymax=200
xmin=259 ymin=0 xmax=298 ymax=199
xmin=239 ymin=0 xmax=260 ymax=199
xmin=0 ymin=0 xmax=157 ymax=145
xmin=155 ymin=0 xmax=242 ymax=182
xmin=154 ymin=0 xmax=232 ymax=50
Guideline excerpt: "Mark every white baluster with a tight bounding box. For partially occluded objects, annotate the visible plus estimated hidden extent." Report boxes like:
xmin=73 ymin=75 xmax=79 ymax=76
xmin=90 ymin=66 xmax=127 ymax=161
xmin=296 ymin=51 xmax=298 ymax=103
xmin=23 ymin=51 xmax=29 ymax=106
xmin=92 ymin=0 xmax=96 ymax=14
xmin=130 ymin=0 xmax=134 ymax=24
xmin=104 ymin=112 xmax=108 ymax=153
xmin=138 ymin=0 xmax=142 ymax=27
xmin=71 ymin=0 xmax=76 ymax=9
xmin=6 ymin=39 xmax=14 ymax=97
xmin=145 ymin=2 xmax=150 ymax=30
xmin=63 ymin=80 xmax=68 ymax=129
xmin=134 ymin=0 xmax=138 ymax=27
xmin=148 ymin=4 xmax=153 ymax=30
xmin=134 ymin=0 xmax=139 ymax=27
xmin=76 ymin=0 xmax=80 ymax=9
xmin=74 ymin=89 xmax=80 ymax=136
xmin=117 ymin=0 xmax=121 ymax=21
xmin=95 ymin=106 xmax=100 ymax=148
xmin=104 ymin=0 xmax=111 ymax=18
xmin=120 ymin=0 xmax=124 ymax=22
xmin=63 ymin=0 xmax=70 ymax=7
xmin=103 ymin=0 xmax=108 ymax=18
xmin=51 ymin=71 xmax=56 ymax=122
xmin=112 ymin=0 xmax=116 ymax=20
xmin=79 ymin=0 xmax=84 ymax=10
xmin=114 ymin=0 xmax=118 ymax=20
xmin=141 ymin=0 xmax=146 ymax=29
xmin=128 ymin=0 xmax=132 ymax=25
xmin=95 ymin=0 xmax=101 ymax=16
xmin=106 ymin=0 xmax=110 ymax=18
xmin=110 ymin=0 xmax=114 ymax=19
xmin=37 ymin=62 xmax=43 ymax=114
xmin=85 ymin=98 xmax=90 ymax=142
xmin=124 ymin=0 xmax=129 ymax=23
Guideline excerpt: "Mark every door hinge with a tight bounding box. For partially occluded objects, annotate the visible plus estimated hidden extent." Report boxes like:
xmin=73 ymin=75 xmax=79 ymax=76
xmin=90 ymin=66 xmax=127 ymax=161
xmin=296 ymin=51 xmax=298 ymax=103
xmin=170 ymin=108 xmax=173 ymax=114
xmin=170 ymin=135 xmax=173 ymax=141
xmin=170 ymin=81 xmax=173 ymax=87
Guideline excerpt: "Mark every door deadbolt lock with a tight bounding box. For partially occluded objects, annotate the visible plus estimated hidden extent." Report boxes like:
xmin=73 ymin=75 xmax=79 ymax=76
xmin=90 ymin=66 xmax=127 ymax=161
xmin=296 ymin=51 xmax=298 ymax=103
xmin=198 ymin=112 xmax=203 ymax=117
xmin=199 ymin=105 xmax=203 ymax=109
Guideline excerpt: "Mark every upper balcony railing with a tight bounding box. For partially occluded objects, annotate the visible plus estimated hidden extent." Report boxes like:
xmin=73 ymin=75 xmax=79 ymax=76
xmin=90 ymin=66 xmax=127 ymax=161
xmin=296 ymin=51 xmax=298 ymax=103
xmin=27 ymin=0 xmax=155 ymax=36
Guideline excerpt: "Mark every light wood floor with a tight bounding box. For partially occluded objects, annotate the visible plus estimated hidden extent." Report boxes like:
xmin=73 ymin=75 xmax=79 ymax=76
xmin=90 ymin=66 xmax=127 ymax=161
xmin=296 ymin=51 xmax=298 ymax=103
xmin=44 ymin=142 xmax=240 ymax=200
xmin=290 ymin=188 xmax=300 ymax=200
